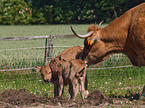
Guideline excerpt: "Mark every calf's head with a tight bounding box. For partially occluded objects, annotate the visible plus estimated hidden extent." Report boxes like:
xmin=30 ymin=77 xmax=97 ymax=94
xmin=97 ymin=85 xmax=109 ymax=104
xmin=34 ymin=65 xmax=52 ymax=84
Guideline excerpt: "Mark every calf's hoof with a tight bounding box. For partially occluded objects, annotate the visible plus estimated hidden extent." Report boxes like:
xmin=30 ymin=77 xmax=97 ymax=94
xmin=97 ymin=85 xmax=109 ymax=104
xmin=85 ymin=90 xmax=89 ymax=98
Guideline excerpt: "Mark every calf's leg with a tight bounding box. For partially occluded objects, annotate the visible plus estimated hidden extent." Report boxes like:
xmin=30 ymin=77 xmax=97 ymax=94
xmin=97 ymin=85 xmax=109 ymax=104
xmin=79 ymin=77 xmax=85 ymax=99
xmin=58 ymin=75 xmax=64 ymax=96
xmin=69 ymin=78 xmax=78 ymax=101
xmin=84 ymin=75 xmax=89 ymax=98
xmin=54 ymin=83 xmax=59 ymax=97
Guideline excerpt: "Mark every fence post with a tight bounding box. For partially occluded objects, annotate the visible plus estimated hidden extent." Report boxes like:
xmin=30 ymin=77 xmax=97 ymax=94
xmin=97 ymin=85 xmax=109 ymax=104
xmin=44 ymin=35 xmax=54 ymax=65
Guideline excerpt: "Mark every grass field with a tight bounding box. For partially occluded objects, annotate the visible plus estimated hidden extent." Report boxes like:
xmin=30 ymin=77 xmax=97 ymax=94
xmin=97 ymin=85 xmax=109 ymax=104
xmin=0 ymin=25 xmax=145 ymax=102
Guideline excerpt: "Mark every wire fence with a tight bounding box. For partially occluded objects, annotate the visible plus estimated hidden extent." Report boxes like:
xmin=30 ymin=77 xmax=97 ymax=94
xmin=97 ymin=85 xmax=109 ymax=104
xmin=1 ymin=35 xmax=144 ymax=98
xmin=0 ymin=36 xmax=132 ymax=71
xmin=0 ymin=35 xmax=134 ymax=83
xmin=0 ymin=35 xmax=133 ymax=71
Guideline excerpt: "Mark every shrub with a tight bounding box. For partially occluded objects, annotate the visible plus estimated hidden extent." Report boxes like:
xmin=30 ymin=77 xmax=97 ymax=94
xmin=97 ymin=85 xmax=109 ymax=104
xmin=0 ymin=0 xmax=32 ymax=25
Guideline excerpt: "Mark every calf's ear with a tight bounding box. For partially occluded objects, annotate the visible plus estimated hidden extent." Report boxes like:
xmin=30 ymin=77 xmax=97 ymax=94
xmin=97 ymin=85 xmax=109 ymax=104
xmin=34 ymin=65 xmax=41 ymax=72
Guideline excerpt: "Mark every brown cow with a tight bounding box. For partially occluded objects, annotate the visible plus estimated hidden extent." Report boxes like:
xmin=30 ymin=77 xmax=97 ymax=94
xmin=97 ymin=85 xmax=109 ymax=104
xmin=71 ymin=3 xmax=145 ymax=66
xmin=34 ymin=59 xmax=88 ymax=101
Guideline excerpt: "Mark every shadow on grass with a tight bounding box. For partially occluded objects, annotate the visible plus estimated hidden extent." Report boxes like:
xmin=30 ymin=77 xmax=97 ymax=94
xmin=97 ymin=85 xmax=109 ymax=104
xmin=125 ymin=92 xmax=140 ymax=101
xmin=109 ymin=92 xmax=140 ymax=101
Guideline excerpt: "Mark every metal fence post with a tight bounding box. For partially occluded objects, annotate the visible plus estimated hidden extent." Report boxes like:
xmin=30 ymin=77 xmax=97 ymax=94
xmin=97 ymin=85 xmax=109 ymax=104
xmin=44 ymin=35 xmax=54 ymax=65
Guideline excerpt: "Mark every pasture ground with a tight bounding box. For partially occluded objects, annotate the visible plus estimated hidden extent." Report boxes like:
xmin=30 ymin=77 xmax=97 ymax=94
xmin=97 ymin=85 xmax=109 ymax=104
xmin=0 ymin=25 xmax=145 ymax=107
xmin=1 ymin=88 xmax=145 ymax=108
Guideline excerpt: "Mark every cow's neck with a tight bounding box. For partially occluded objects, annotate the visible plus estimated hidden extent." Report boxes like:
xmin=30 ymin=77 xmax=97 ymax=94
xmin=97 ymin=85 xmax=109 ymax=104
xmin=100 ymin=10 xmax=132 ymax=54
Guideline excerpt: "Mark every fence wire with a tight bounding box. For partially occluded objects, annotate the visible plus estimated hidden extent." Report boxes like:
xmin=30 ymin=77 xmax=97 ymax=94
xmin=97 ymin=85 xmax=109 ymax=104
xmin=0 ymin=36 xmax=133 ymax=78
xmin=0 ymin=36 xmax=145 ymax=100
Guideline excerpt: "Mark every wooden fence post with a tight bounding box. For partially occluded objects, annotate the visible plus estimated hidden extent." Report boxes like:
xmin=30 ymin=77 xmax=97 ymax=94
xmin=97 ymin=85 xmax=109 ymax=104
xmin=44 ymin=35 xmax=54 ymax=65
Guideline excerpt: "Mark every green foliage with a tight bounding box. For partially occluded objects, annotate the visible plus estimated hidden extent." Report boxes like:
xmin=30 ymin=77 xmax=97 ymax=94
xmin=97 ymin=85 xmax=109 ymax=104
xmin=0 ymin=0 xmax=32 ymax=25
xmin=0 ymin=0 xmax=144 ymax=24
xmin=31 ymin=0 xmax=144 ymax=24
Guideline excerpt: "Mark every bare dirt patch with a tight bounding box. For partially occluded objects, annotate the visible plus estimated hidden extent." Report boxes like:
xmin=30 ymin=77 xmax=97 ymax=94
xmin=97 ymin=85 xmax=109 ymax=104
xmin=0 ymin=89 xmax=54 ymax=107
xmin=0 ymin=88 xmax=144 ymax=108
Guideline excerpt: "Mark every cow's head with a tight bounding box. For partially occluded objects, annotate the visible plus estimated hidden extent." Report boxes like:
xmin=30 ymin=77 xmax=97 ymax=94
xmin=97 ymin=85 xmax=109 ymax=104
xmin=71 ymin=21 xmax=107 ymax=65
xmin=34 ymin=65 xmax=52 ymax=84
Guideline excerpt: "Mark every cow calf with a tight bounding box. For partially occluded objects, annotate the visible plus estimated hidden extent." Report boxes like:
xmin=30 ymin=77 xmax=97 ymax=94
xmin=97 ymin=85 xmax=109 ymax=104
xmin=34 ymin=58 xmax=88 ymax=101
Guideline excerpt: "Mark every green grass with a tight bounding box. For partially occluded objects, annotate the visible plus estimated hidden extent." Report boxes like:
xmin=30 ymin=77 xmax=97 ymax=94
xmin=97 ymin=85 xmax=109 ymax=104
xmin=0 ymin=24 xmax=108 ymax=38
xmin=87 ymin=67 xmax=145 ymax=97
xmin=0 ymin=25 xmax=145 ymax=102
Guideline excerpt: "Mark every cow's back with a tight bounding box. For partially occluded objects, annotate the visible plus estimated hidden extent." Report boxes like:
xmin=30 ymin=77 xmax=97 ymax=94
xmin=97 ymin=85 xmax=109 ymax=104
xmin=127 ymin=3 xmax=145 ymax=66
xmin=130 ymin=3 xmax=145 ymax=50
xmin=57 ymin=46 xmax=83 ymax=61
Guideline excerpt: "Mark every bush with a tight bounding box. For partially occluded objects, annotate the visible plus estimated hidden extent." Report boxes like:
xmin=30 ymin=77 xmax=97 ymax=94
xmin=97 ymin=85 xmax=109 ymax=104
xmin=0 ymin=0 xmax=32 ymax=25
xmin=0 ymin=0 xmax=144 ymax=24
xmin=31 ymin=9 xmax=46 ymax=24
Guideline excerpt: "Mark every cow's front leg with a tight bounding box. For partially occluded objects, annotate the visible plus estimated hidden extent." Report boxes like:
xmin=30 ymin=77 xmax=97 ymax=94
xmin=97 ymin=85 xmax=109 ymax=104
xmin=58 ymin=75 xmax=64 ymax=96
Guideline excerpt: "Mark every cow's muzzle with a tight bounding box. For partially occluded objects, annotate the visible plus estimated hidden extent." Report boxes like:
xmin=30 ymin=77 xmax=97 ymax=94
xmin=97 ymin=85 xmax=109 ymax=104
xmin=44 ymin=79 xmax=49 ymax=84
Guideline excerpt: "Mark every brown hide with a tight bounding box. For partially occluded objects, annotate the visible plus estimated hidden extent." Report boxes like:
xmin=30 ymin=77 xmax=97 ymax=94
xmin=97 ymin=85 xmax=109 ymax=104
xmin=49 ymin=46 xmax=83 ymax=74
xmin=56 ymin=46 xmax=83 ymax=61
xmin=50 ymin=58 xmax=86 ymax=82
xmin=74 ymin=3 xmax=145 ymax=66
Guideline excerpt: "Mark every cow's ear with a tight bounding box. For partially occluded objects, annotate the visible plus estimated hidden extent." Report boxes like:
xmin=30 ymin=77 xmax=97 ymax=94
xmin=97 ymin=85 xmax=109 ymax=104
xmin=34 ymin=65 xmax=41 ymax=72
